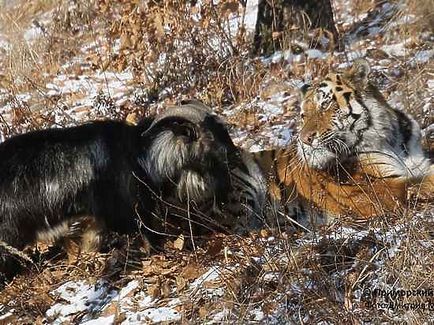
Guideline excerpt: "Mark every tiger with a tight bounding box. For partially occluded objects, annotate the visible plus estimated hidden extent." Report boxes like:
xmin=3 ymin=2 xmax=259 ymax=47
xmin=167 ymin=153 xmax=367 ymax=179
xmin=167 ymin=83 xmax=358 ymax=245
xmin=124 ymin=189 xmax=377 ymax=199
xmin=251 ymin=59 xmax=433 ymax=228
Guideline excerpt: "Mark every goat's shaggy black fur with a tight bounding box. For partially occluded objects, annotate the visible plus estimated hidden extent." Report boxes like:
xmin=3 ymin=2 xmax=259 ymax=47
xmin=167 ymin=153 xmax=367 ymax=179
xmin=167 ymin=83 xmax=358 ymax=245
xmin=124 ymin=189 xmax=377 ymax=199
xmin=0 ymin=104 xmax=264 ymax=282
xmin=0 ymin=120 xmax=154 ymax=280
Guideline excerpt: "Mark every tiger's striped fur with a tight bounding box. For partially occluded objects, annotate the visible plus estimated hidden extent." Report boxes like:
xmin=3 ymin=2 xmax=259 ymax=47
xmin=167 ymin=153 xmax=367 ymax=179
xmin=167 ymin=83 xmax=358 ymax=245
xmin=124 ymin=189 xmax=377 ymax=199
xmin=251 ymin=59 xmax=433 ymax=227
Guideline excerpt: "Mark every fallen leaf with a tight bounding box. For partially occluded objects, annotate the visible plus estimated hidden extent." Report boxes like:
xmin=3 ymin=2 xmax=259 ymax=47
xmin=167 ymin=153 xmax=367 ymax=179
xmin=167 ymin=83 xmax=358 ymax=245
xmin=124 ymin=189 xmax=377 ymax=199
xmin=126 ymin=113 xmax=137 ymax=125
xmin=260 ymin=229 xmax=269 ymax=238
xmin=161 ymin=265 xmax=179 ymax=276
xmin=182 ymin=263 xmax=201 ymax=280
xmin=161 ymin=280 xmax=171 ymax=298
xmin=101 ymin=302 xmax=119 ymax=317
xmin=173 ymin=234 xmax=185 ymax=251
xmin=198 ymin=306 xmax=209 ymax=318
xmin=176 ymin=276 xmax=187 ymax=292
xmin=205 ymin=238 xmax=223 ymax=257
xmin=148 ymin=283 xmax=161 ymax=299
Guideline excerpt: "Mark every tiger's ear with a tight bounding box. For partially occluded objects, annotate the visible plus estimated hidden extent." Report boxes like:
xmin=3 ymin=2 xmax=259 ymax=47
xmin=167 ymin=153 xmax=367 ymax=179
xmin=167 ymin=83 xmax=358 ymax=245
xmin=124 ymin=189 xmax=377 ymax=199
xmin=347 ymin=58 xmax=370 ymax=85
xmin=299 ymin=84 xmax=311 ymax=98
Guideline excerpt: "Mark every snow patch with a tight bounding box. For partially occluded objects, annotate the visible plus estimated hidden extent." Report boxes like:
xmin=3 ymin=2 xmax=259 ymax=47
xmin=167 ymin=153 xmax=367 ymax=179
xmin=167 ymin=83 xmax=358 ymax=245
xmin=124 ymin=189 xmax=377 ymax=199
xmin=412 ymin=50 xmax=434 ymax=64
xmin=191 ymin=266 xmax=221 ymax=288
xmin=46 ymin=280 xmax=117 ymax=324
xmin=24 ymin=25 xmax=45 ymax=43
xmin=126 ymin=307 xmax=181 ymax=324
xmin=0 ymin=37 xmax=10 ymax=51
xmin=82 ymin=315 xmax=115 ymax=325
xmin=381 ymin=41 xmax=410 ymax=57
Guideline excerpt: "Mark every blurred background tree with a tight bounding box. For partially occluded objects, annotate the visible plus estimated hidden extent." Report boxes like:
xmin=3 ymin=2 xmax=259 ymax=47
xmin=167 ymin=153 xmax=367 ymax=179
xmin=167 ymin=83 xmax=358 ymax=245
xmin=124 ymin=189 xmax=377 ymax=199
xmin=252 ymin=0 xmax=343 ymax=56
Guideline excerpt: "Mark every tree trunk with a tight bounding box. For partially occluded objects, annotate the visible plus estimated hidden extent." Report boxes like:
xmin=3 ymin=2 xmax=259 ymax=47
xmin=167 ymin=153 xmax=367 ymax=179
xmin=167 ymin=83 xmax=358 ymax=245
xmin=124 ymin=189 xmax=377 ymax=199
xmin=252 ymin=0 xmax=343 ymax=56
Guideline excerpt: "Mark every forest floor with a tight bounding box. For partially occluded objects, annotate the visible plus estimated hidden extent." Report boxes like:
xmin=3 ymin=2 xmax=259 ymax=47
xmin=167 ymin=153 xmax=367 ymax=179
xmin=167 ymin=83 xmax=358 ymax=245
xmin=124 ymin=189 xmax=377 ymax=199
xmin=0 ymin=0 xmax=433 ymax=323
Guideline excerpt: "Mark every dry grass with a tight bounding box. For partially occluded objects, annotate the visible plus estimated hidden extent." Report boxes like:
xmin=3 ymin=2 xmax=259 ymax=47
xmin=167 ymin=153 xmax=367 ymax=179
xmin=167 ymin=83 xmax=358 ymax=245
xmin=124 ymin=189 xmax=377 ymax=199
xmin=1 ymin=1 xmax=78 ymax=84
xmin=2 ymin=207 xmax=432 ymax=323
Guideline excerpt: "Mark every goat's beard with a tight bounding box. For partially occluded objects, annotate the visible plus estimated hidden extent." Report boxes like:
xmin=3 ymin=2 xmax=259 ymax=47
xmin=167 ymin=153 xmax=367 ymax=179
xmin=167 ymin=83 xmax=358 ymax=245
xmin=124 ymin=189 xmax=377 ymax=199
xmin=138 ymin=128 xmax=237 ymax=238
xmin=142 ymin=129 xmax=229 ymax=205
xmin=176 ymin=170 xmax=214 ymax=202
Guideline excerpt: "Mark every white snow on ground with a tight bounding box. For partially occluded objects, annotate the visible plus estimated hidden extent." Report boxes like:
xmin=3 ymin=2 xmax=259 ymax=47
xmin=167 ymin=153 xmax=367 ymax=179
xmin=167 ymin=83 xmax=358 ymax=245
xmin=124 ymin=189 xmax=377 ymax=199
xmin=0 ymin=36 xmax=9 ymax=50
xmin=23 ymin=24 xmax=45 ymax=43
xmin=244 ymin=0 xmax=259 ymax=33
xmin=230 ymin=119 xmax=295 ymax=151
xmin=190 ymin=266 xmax=221 ymax=288
xmin=262 ymin=49 xmax=306 ymax=65
xmin=46 ymin=280 xmax=117 ymax=324
xmin=116 ymin=282 xmax=183 ymax=324
xmin=222 ymin=85 xmax=299 ymax=150
xmin=125 ymin=307 xmax=181 ymax=324
xmin=46 ymin=70 xmax=135 ymax=111
xmin=0 ymin=306 xmax=13 ymax=321
xmin=45 ymin=267 xmax=228 ymax=324
xmin=46 ymin=278 xmax=183 ymax=324
xmin=411 ymin=49 xmax=434 ymax=64
xmin=381 ymin=41 xmax=409 ymax=57
xmin=39 ymin=210 xmax=434 ymax=324
xmin=227 ymin=0 xmax=258 ymax=38
xmin=82 ymin=315 xmax=115 ymax=325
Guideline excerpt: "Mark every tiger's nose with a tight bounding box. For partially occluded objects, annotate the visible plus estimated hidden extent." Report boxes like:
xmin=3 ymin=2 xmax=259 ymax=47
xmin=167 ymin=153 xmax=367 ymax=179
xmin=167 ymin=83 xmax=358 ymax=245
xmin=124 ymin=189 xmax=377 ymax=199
xmin=300 ymin=131 xmax=317 ymax=145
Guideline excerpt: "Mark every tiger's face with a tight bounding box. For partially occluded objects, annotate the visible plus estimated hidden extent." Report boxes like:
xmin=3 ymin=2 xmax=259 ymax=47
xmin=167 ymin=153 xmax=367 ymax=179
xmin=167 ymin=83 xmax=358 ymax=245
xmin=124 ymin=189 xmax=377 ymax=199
xmin=298 ymin=60 xmax=371 ymax=170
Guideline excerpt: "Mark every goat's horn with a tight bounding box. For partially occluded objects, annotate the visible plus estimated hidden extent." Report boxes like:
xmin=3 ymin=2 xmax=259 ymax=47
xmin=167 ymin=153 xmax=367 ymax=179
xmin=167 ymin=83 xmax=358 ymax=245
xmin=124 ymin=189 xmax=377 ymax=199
xmin=179 ymin=99 xmax=212 ymax=112
xmin=144 ymin=100 xmax=215 ymax=134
